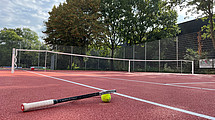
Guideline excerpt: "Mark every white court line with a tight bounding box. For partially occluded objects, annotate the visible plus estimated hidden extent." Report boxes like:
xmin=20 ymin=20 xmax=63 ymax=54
xmin=28 ymin=71 xmax=215 ymax=120
xmin=57 ymin=72 xmax=215 ymax=91
xmin=168 ymin=82 xmax=215 ymax=85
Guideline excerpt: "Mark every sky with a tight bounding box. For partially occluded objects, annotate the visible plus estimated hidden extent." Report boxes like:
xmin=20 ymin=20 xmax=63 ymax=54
xmin=0 ymin=0 xmax=197 ymax=41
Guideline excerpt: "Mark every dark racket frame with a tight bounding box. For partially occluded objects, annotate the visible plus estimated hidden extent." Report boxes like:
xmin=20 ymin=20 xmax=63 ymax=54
xmin=21 ymin=89 xmax=116 ymax=112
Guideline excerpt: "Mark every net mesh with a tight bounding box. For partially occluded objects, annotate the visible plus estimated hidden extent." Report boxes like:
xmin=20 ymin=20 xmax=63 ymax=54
xmin=12 ymin=49 xmax=193 ymax=74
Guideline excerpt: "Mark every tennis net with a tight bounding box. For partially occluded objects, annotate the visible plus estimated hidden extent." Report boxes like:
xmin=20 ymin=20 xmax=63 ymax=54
xmin=11 ymin=48 xmax=194 ymax=74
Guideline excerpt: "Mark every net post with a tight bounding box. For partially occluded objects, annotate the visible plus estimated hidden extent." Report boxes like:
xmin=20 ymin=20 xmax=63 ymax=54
xmin=11 ymin=48 xmax=16 ymax=73
xmin=192 ymin=61 xmax=194 ymax=74
xmin=128 ymin=60 xmax=131 ymax=73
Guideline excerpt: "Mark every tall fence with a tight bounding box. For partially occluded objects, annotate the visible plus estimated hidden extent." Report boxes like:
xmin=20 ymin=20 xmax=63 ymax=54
xmin=0 ymin=40 xmax=48 ymax=67
xmin=1 ymin=31 xmax=215 ymax=73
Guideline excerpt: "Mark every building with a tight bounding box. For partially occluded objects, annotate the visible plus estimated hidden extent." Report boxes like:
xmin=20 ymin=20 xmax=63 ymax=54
xmin=178 ymin=18 xmax=215 ymax=59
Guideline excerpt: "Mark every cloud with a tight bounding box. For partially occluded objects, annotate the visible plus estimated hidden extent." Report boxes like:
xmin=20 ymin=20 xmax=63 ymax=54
xmin=0 ymin=0 xmax=65 ymax=41
xmin=2 ymin=0 xmax=205 ymax=41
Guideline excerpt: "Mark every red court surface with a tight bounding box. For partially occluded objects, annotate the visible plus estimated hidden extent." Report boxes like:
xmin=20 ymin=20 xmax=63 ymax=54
xmin=1 ymin=69 xmax=215 ymax=120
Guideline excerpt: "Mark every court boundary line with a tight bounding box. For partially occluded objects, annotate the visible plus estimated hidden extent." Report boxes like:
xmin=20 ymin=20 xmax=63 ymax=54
xmin=27 ymin=71 xmax=215 ymax=119
xmin=168 ymin=82 xmax=215 ymax=85
xmin=56 ymin=72 xmax=215 ymax=91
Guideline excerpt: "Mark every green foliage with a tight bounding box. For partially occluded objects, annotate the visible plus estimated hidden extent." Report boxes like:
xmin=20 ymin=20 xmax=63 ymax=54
xmin=100 ymin=0 xmax=179 ymax=51
xmin=45 ymin=0 xmax=179 ymax=57
xmin=67 ymin=63 xmax=79 ymax=70
xmin=163 ymin=63 xmax=174 ymax=72
xmin=99 ymin=0 xmax=179 ymax=70
xmin=43 ymin=0 xmax=105 ymax=47
xmin=44 ymin=0 xmax=180 ymax=70
xmin=168 ymin=0 xmax=213 ymax=16
xmin=100 ymin=0 xmax=126 ymax=50
xmin=201 ymin=15 xmax=215 ymax=41
xmin=183 ymin=48 xmax=208 ymax=60
xmin=88 ymin=44 xmax=111 ymax=57
xmin=125 ymin=0 xmax=179 ymax=44
xmin=71 ymin=63 xmax=79 ymax=69
xmin=168 ymin=0 xmax=215 ymax=49
xmin=183 ymin=48 xmax=215 ymax=74
xmin=0 ymin=28 xmax=45 ymax=67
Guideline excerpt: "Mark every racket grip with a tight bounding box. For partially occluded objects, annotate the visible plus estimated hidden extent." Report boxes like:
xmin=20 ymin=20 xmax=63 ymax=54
xmin=21 ymin=99 xmax=55 ymax=112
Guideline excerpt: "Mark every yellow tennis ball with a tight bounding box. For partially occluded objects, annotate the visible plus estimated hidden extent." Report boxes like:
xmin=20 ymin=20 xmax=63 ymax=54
xmin=101 ymin=94 xmax=111 ymax=103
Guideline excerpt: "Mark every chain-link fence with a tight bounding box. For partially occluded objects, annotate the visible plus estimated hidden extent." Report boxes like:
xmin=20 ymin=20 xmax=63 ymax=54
xmin=2 ymin=31 xmax=215 ymax=74
xmin=0 ymin=40 xmax=47 ymax=68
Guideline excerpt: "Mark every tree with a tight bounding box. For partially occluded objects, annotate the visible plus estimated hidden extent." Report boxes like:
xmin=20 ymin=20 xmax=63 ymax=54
xmin=43 ymin=0 xmax=108 ymax=69
xmin=100 ymin=0 xmax=128 ymax=69
xmin=101 ymin=0 xmax=179 ymax=51
xmin=168 ymin=0 xmax=215 ymax=49
xmin=43 ymin=0 xmax=105 ymax=51
xmin=121 ymin=0 xmax=179 ymax=45
xmin=0 ymin=28 xmax=44 ymax=67
xmin=100 ymin=0 xmax=179 ymax=70
xmin=43 ymin=0 xmax=179 ymax=70
xmin=0 ymin=28 xmax=23 ymax=66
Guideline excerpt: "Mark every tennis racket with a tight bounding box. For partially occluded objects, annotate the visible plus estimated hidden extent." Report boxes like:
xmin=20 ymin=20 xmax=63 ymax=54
xmin=21 ymin=89 xmax=116 ymax=112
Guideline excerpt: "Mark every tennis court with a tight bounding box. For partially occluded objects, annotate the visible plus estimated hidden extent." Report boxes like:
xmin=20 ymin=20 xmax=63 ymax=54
xmin=1 ymin=69 xmax=215 ymax=120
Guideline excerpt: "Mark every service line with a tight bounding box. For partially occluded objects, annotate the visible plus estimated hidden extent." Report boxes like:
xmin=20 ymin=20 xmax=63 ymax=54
xmin=167 ymin=82 xmax=215 ymax=85
xmin=57 ymin=72 xmax=215 ymax=91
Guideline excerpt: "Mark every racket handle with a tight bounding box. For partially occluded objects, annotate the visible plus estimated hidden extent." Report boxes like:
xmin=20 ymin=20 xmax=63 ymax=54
xmin=21 ymin=99 xmax=55 ymax=112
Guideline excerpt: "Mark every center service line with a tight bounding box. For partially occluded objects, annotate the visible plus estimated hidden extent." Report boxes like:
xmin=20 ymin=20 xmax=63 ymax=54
xmin=28 ymin=71 xmax=215 ymax=120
